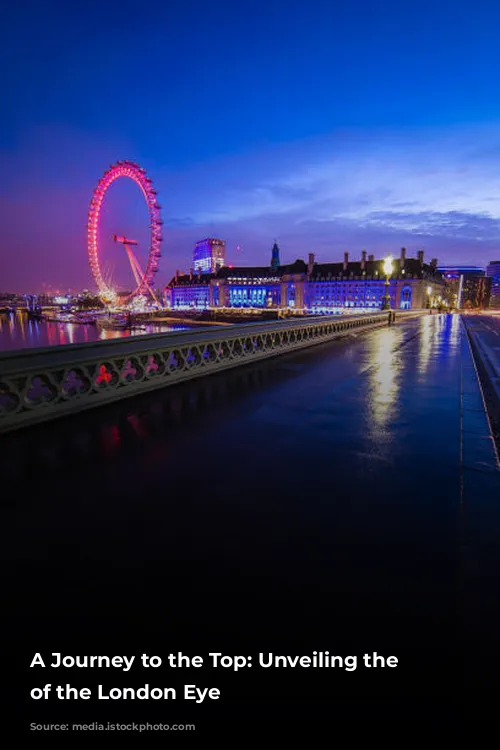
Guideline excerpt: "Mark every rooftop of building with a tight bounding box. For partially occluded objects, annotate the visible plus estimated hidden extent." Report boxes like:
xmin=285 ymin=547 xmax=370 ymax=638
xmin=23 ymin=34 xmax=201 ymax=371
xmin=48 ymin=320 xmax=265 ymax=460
xmin=169 ymin=271 xmax=214 ymax=286
xmin=166 ymin=248 xmax=444 ymax=287
xmin=217 ymin=259 xmax=307 ymax=279
xmin=195 ymin=238 xmax=225 ymax=245
xmin=438 ymin=264 xmax=484 ymax=271
xmin=438 ymin=265 xmax=485 ymax=276
xmin=308 ymin=257 xmax=439 ymax=281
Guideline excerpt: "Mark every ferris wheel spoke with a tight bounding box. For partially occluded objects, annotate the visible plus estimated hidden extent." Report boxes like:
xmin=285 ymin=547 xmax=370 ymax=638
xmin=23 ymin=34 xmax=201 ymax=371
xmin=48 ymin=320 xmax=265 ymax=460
xmin=124 ymin=245 xmax=143 ymax=288
xmin=124 ymin=244 xmax=160 ymax=306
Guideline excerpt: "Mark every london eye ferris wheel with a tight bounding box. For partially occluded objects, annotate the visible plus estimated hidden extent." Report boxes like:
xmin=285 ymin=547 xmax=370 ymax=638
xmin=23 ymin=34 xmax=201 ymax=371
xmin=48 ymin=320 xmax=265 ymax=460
xmin=87 ymin=160 xmax=163 ymax=304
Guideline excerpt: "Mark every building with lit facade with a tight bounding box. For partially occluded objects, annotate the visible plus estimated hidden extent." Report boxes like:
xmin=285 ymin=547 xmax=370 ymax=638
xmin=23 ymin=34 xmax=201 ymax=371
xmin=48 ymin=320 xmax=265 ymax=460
xmin=165 ymin=245 xmax=445 ymax=312
xmin=486 ymin=260 xmax=500 ymax=309
xmin=193 ymin=238 xmax=226 ymax=273
xmin=438 ymin=265 xmax=491 ymax=309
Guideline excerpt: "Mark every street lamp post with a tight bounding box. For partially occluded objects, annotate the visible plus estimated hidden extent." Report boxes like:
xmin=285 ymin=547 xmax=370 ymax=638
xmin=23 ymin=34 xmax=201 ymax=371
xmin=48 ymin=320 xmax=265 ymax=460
xmin=381 ymin=255 xmax=393 ymax=310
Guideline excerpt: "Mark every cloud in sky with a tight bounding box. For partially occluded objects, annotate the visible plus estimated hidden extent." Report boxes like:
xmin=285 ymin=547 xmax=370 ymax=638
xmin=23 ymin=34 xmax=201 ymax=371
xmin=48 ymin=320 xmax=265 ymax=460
xmin=188 ymin=124 xmax=500 ymax=222
xmin=182 ymin=124 xmax=500 ymax=268
xmin=1 ymin=122 xmax=500 ymax=291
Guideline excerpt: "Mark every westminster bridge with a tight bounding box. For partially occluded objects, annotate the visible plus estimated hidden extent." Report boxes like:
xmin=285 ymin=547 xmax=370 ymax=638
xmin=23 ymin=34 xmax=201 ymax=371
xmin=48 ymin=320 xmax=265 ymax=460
xmin=0 ymin=309 xmax=423 ymax=433
xmin=3 ymin=310 xmax=500 ymax=721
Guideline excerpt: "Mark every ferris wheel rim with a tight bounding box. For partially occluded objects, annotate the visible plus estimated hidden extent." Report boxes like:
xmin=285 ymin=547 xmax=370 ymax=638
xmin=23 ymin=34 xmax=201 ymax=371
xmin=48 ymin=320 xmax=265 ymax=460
xmin=87 ymin=160 xmax=163 ymax=303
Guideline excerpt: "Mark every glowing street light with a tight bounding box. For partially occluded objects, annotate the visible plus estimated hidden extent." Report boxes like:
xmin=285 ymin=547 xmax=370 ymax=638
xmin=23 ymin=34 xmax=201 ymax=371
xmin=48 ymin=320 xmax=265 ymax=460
xmin=381 ymin=255 xmax=393 ymax=310
xmin=383 ymin=255 xmax=393 ymax=277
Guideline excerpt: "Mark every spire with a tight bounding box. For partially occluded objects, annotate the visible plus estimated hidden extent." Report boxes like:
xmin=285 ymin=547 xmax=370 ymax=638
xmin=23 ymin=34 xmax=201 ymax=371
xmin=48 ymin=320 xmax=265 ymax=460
xmin=270 ymin=240 xmax=280 ymax=271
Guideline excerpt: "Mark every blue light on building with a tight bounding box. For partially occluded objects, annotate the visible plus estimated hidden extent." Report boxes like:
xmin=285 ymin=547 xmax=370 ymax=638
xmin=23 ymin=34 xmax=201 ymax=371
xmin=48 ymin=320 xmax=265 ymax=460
xmin=229 ymin=286 xmax=271 ymax=308
xmin=167 ymin=279 xmax=210 ymax=309
xmin=193 ymin=238 xmax=226 ymax=274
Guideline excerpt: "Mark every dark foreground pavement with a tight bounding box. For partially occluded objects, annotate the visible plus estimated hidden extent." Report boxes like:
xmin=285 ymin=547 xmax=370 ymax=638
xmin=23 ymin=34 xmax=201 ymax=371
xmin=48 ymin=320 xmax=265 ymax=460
xmin=2 ymin=313 xmax=499 ymax=728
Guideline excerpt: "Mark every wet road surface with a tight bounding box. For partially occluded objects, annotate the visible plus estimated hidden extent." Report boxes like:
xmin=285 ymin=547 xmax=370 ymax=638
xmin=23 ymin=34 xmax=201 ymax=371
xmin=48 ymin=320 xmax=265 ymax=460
xmin=3 ymin=313 xmax=499 ymax=723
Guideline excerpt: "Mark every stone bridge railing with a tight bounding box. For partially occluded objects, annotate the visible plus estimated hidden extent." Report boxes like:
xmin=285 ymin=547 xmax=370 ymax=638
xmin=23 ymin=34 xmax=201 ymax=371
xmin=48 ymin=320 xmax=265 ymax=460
xmin=0 ymin=310 xmax=424 ymax=433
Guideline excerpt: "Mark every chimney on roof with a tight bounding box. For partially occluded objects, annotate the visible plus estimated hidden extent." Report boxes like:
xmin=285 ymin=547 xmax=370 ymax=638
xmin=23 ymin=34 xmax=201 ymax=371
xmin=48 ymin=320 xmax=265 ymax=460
xmin=368 ymin=254 xmax=374 ymax=262
xmin=417 ymin=250 xmax=424 ymax=264
xmin=307 ymin=253 xmax=315 ymax=276
xmin=343 ymin=252 xmax=349 ymax=271
xmin=175 ymin=269 xmax=179 ymax=281
xmin=361 ymin=250 xmax=367 ymax=271
xmin=400 ymin=247 xmax=406 ymax=267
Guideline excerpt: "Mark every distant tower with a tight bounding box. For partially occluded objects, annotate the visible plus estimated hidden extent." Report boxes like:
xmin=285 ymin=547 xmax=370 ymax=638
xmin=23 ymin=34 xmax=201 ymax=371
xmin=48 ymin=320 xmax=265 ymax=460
xmin=270 ymin=240 xmax=280 ymax=272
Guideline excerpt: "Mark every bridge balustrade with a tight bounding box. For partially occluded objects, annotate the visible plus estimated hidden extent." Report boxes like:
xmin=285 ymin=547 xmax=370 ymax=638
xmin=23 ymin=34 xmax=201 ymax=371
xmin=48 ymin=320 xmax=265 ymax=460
xmin=0 ymin=310 xmax=424 ymax=433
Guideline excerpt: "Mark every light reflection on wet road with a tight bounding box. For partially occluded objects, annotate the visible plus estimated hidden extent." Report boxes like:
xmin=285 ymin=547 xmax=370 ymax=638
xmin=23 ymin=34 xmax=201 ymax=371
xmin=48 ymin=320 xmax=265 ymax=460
xmin=3 ymin=313 xmax=499 ymax=716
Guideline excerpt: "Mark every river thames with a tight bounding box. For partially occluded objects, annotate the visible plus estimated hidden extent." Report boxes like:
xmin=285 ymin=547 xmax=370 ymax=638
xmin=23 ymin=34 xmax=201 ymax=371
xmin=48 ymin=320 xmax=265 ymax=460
xmin=0 ymin=312 xmax=192 ymax=351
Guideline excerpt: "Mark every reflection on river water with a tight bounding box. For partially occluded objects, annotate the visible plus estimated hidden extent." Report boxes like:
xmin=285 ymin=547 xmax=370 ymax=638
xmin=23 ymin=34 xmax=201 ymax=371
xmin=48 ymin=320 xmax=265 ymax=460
xmin=0 ymin=312 xmax=192 ymax=352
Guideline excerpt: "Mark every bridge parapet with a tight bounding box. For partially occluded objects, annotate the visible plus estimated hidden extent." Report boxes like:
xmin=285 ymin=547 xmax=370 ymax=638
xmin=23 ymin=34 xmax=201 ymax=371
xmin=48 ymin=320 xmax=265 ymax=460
xmin=0 ymin=310 xmax=424 ymax=433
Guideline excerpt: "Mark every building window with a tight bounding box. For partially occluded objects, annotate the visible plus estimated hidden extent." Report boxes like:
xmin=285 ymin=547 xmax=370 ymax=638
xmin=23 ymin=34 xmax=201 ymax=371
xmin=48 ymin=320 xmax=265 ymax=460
xmin=400 ymin=285 xmax=412 ymax=310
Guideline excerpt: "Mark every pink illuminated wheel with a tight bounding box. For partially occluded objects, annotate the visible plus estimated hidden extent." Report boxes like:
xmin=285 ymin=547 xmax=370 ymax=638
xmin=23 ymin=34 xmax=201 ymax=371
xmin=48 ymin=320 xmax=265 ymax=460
xmin=87 ymin=160 xmax=163 ymax=302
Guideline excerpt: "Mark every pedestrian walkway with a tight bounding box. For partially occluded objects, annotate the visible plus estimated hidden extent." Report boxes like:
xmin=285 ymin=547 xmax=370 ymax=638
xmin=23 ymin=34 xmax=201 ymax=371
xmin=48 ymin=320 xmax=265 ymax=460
xmin=459 ymin=315 xmax=500 ymax=710
xmin=463 ymin=313 xmax=500 ymax=403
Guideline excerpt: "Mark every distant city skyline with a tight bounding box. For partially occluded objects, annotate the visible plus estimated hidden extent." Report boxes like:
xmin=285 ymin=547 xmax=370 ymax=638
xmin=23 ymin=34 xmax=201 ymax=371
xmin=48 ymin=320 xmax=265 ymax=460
xmin=2 ymin=1 xmax=500 ymax=292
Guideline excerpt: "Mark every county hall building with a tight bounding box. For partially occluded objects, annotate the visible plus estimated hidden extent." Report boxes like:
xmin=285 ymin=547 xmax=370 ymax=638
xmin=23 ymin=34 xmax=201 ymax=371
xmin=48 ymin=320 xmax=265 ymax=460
xmin=165 ymin=241 xmax=445 ymax=313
